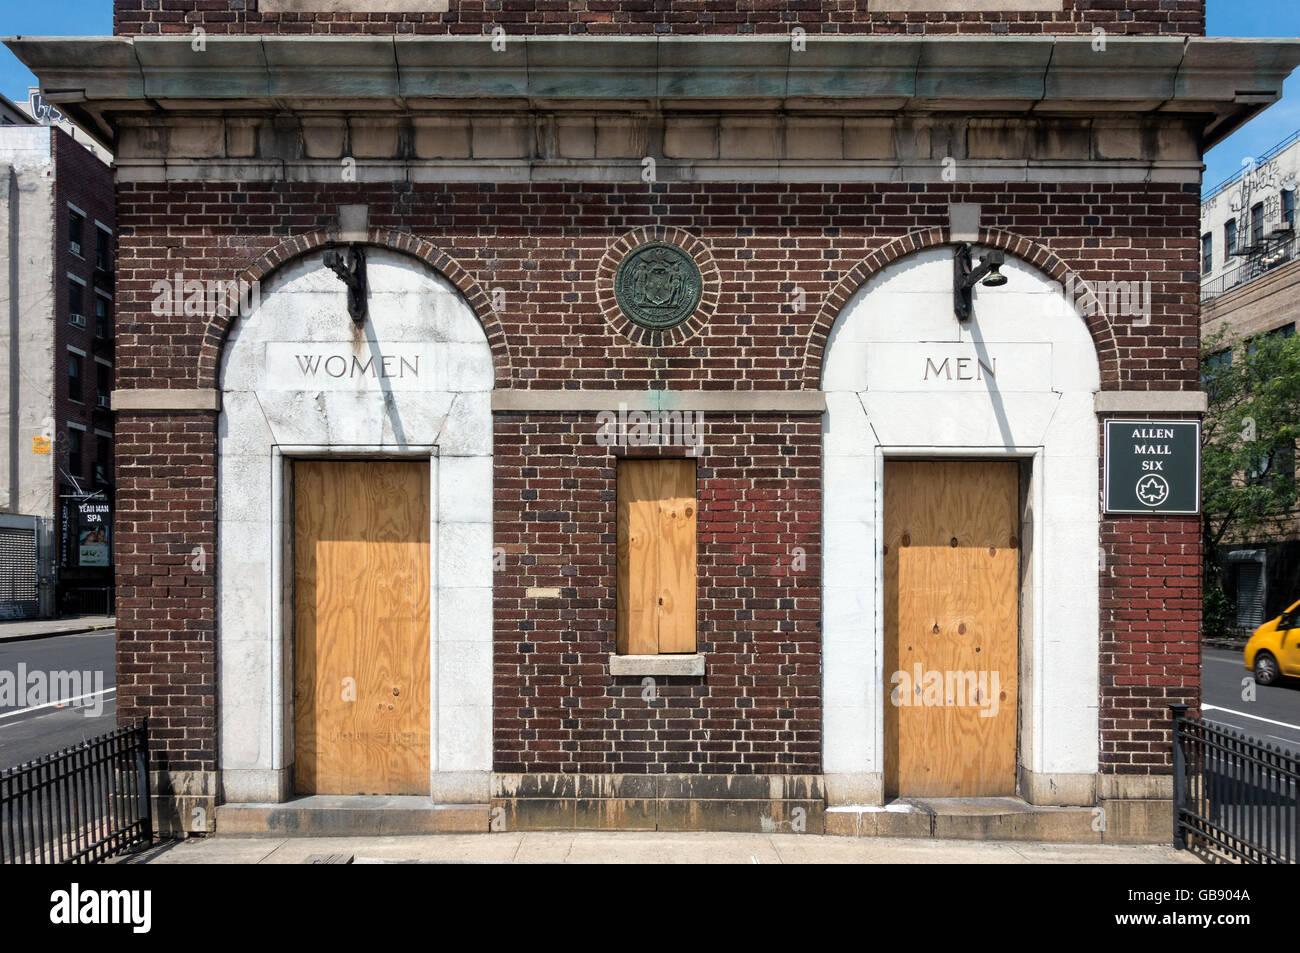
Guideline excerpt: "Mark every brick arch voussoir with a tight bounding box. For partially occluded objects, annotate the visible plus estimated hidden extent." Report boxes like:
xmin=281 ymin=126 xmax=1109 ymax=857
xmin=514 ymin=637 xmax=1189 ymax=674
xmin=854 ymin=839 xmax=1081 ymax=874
xmin=801 ymin=227 xmax=1120 ymax=390
xmin=198 ymin=229 xmax=512 ymax=390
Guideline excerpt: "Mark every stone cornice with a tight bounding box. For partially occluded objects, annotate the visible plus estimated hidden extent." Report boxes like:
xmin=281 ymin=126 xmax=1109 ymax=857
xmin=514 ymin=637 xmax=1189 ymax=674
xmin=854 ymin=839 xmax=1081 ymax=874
xmin=106 ymin=112 xmax=1211 ymax=185
xmin=8 ymin=35 xmax=1300 ymax=150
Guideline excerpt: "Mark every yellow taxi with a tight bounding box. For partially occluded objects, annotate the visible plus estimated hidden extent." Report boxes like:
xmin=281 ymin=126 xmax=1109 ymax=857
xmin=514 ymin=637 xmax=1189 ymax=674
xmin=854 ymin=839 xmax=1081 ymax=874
xmin=1244 ymin=598 xmax=1300 ymax=686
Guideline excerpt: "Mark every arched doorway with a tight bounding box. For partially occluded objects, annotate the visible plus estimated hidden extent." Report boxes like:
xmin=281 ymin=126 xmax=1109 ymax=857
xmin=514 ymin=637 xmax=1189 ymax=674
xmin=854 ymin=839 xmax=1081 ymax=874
xmin=216 ymin=247 xmax=494 ymax=803
xmin=820 ymin=246 xmax=1102 ymax=805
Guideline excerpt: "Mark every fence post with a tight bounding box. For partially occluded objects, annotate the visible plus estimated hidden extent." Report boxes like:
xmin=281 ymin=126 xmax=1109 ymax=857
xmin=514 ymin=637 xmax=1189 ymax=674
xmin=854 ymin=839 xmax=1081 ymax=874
xmin=1170 ymin=704 xmax=1189 ymax=850
xmin=134 ymin=718 xmax=153 ymax=847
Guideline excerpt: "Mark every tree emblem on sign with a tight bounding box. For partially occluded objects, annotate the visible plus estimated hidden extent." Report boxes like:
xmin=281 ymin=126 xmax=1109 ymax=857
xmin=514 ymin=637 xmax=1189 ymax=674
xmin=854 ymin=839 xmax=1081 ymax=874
xmin=614 ymin=242 xmax=703 ymax=330
xmin=1135 ymin=474 xmax=1170 ymax=507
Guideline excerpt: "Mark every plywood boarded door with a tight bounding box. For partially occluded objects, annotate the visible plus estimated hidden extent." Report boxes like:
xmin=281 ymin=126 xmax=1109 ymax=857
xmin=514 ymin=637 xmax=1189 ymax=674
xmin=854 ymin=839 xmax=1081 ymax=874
xmin=883 ymin=460 xmax=1019 ymax=798
xmin=617 ymin=459 xmax=697 ymax=654
xmin=293 ymin=459 xmax=431 ymax=795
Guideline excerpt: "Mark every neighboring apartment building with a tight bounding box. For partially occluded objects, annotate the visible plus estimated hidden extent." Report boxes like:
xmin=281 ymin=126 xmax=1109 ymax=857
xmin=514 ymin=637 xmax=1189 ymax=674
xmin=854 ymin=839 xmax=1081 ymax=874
xmin=1201 ymin=130 xmax=1300 ymax=631
xmin=10 ymin=1 xmax=1299 ymax=842
xmin=0 ymin=97 xmax=116 ymax=619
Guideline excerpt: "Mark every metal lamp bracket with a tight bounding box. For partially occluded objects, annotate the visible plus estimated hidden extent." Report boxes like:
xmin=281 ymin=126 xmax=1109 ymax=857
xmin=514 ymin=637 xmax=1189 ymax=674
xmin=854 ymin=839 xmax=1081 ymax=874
xmin=953 ymin=242 xmax=1006 ymax=322
xmin=323 ymin=244 xmax=368 ymax=325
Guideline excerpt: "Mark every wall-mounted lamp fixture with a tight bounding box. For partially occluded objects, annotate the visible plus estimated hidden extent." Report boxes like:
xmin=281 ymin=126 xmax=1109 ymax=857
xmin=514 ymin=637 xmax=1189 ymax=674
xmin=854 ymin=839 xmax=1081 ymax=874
xmin=953 ymin=243 xmax=1007 ymax=322
xmin=323 ymin=244 xmax=368 ymax=325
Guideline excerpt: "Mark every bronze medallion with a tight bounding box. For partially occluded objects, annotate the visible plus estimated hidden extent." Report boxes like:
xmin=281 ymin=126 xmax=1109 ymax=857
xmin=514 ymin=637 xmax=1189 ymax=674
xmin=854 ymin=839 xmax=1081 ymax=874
xmin=614 ymin=242 xmax=703 ymax=330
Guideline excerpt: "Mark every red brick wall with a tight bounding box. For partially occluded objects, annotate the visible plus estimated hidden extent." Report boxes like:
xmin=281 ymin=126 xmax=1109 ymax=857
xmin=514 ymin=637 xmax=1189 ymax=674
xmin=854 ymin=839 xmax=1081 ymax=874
xmin=113 ymin=178 xmax=1203 ymax=776
xmin=1099 ymin=515 xmax=1201 ymax=774
xmin=53 ymin=130 xmax=115 ymax=475
xmin=116 ymin=180 xmax=1201 ymax=392
xmin=113 ymin=0 xmax=1206 ymax=37
xmin=51 ymin=130 xmax=115 ymax=590
xmin=494 ymin=415 xmax=821 ymax=774
xmin=113 ymin=413 xmax=217 ymax=773
xmin=1099 ymin=409 xmax=1203 ymax=776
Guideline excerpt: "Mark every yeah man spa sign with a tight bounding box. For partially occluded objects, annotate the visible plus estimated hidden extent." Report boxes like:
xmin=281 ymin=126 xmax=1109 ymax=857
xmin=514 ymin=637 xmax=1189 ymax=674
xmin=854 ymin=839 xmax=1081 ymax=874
xmin=1103 ymin=420 xmax=1201 ymax=515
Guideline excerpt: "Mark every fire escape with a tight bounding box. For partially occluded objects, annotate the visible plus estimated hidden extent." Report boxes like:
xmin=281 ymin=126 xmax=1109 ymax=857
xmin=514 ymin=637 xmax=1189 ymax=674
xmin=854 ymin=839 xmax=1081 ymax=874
xmin=1204 ymin=156 xmax=1298 ymax=302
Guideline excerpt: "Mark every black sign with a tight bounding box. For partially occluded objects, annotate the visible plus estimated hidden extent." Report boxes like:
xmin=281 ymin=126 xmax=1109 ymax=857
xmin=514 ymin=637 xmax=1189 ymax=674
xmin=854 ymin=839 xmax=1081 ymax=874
xmin=1103 ymin=419 xmax=1201 ymax=515
xmin=60 ymin=495 xmax=112 ymax=568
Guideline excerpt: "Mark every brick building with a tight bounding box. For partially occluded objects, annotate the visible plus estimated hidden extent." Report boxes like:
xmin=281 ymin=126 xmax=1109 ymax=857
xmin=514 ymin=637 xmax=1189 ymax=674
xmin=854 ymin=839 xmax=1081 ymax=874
xmin=10 ymin=1 xmax=1299 ymax=840
xmin=1200 ymin=129 xmax=1300 ymax=632
xmin=0 ymin=101 xmax=116 ymax=619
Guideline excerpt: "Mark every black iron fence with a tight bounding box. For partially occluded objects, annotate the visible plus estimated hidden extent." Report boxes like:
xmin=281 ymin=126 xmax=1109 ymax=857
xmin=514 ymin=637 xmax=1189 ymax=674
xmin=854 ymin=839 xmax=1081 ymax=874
xmin=60 ymin=586 xmax=114 ymax=617
xmin=0 ymin=721 xmax=152 ymax=864
xmin=1172 ymin=704 xmax=1298 ymax=864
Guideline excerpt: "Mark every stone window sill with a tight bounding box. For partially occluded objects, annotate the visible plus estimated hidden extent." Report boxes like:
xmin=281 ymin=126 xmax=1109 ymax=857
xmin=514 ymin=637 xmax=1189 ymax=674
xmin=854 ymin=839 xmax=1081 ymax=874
xmin=608 ymin=654 xmax=705 ymax=677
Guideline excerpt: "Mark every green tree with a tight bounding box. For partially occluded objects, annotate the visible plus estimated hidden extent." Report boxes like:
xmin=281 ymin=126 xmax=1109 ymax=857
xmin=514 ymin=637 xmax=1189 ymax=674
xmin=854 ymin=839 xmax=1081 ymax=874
xmin=1200 ymin=326 xmax=1300 ymax=585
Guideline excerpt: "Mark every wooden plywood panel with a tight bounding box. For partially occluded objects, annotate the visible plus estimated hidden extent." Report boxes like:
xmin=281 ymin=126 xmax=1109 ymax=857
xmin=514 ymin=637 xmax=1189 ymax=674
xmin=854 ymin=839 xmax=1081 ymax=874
xmin=884 ymin=460 xmax=1019 ymax=798
xmin=617 ymin=460 xmax=660 ymax=656
xmin=617 ymin=459 xmax=697 ymax=655
xmin=293 ymin=459 xmax=431 ymax=796
xmin=656 ymin=459 xmax=697 ymax=654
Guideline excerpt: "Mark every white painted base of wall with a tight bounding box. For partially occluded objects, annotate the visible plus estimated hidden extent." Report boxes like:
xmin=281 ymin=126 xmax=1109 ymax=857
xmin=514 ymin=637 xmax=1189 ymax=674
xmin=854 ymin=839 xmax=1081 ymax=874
xmin=824 ymin=772 xmax=884 ymax=806
xmin=1019 ymin=769 xmax=1097 ymax=807
xmin=221 ymin=767 xmax=292 ymax=804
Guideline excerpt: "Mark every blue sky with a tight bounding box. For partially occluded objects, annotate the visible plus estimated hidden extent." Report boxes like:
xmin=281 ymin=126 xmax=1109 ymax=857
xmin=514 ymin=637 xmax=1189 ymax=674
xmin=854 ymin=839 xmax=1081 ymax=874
xmin=0 ymin=0 xmax=1297 ymax=194
xmin=1204 ymin=0 xmax=1300 ymax=192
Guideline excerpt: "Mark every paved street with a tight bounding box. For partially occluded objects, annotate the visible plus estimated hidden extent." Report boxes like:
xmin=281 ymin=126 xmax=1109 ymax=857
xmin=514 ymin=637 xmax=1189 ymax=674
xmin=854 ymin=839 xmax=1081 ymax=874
xmin=0 ymin=627 xmax=116 ymax=770
xmin=1202 ymin=646 xmax=1300 ymax=755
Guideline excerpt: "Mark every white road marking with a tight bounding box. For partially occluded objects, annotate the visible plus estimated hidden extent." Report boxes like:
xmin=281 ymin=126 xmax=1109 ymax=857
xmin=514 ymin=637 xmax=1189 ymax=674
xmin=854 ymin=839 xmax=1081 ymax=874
xmin=1202 ymin=704 xmax=1300 ymax=733
xmin=0 ymin=687 xmax=116 ymax=722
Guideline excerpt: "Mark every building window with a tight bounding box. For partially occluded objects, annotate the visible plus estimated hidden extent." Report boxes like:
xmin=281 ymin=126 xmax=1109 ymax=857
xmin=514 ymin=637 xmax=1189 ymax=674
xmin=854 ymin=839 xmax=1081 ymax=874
xmin=68 ymin=280 xmax=84 ymax=327
xmin=1247 ymin=323 xmax=1296 ymax=355
xmin=1249 ymin=439 xmax=1296 ymax=489
xmin=1252 ymin=202 xmax=1265 ymax=246
xmin=1201 ymin=346 xmax=1233 ymax=399
xmin=1284 ymin=190 xmax=1296 ymax=231
xmin=616 ymin=458 xmax=697 ymax=655
xmin=95 ymin=227 xmax=111 ymax=271
xmin=1201 ymin=233 xmax=1213 ymax=275
xmin=67 ymin=350 xmax=83 ymax=402
xmin=67 ymin=426 xmax=83 ymax=476
xmin=68 ymin=208 xmax=84 ymax=257
xmin=1202 ymin=346 xmax=1232 ymax=377
xmin=1225 ymin=218 xmax=1237 ymax=257
xmin=94 ymin=294 xmax=111 ymax=339
xmin=95 ymin=362 xmax=112 ymax=408
xmin=95 ymin=433 xmax=112 ymax=485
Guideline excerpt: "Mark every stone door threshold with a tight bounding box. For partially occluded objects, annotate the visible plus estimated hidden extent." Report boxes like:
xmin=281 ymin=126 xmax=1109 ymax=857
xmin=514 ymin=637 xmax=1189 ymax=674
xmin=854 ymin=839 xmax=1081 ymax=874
xmin=827 ymin=795 xmax=1168 ymax=843
xmin=216 ymin=796 xmax=489 ymax=836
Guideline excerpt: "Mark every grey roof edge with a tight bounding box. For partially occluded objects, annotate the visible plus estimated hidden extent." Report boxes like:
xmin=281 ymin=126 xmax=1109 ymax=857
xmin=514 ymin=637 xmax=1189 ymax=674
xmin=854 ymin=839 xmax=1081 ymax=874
xmin=8 ymin=35 xmax=1298 ymax=99
xmin=6 ymin=35 xmax=1300 ymax=151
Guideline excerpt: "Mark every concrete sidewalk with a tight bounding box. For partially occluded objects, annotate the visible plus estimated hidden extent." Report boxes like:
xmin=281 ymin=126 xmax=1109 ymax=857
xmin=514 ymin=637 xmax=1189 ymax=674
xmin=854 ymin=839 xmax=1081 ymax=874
xmin=0 ymin=615 xmax=114 ymax=642
xmin=114 ymin=832 xmax=1200 ymax=865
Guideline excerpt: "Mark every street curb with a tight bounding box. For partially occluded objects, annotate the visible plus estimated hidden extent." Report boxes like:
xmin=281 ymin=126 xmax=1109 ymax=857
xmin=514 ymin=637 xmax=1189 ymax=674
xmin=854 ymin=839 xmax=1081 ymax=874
xmin=0 ymin=622 xmax=115 ymax=645
xmin=1203 ymin=639 xmax=1248 ymax=650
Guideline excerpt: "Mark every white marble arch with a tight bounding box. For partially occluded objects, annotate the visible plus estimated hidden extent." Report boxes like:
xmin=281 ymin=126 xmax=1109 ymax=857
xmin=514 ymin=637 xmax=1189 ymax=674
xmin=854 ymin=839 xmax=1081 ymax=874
xmin=820 ymin=246 xmax=1102 ymax=807
xmin=216 ymin=248 xmax=494 ymax=804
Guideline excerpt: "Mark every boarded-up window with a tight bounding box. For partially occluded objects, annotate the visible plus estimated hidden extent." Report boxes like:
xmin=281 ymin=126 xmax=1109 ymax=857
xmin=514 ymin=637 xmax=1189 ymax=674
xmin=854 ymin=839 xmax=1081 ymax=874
xmin=617 ymin=459 xmax=697 ymax=655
